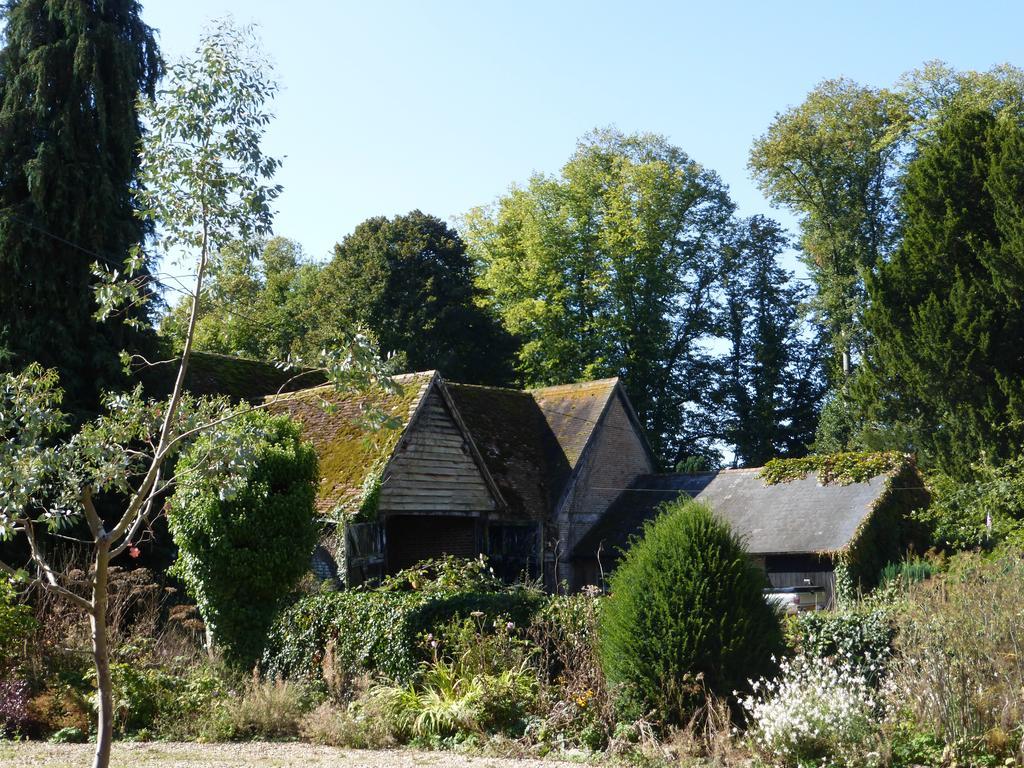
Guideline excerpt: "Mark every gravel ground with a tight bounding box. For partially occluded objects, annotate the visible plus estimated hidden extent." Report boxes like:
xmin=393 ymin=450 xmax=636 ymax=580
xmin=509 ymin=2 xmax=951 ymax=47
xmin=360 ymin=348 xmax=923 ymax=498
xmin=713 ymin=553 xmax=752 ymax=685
xmin=0 ymin=741 xmax=588 ymax=768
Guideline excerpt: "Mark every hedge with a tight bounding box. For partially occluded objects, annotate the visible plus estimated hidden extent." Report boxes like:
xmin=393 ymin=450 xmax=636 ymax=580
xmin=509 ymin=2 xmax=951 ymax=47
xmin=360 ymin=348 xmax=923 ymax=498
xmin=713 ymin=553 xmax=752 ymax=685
xmin=261 ymin=586 xmax=544 ymax=684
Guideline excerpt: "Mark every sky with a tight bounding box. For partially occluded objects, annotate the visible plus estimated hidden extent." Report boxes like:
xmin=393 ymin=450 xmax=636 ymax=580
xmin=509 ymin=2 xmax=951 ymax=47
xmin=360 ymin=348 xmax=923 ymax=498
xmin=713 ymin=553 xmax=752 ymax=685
xmin=142 ymin=0 xmax=1024 ymax=266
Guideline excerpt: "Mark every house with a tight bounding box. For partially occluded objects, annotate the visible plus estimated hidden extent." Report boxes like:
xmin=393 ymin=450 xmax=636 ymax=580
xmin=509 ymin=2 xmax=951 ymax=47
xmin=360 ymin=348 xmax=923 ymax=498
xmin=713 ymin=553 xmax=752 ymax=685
xmin=571 ymin=462 xmax=929 ymax=604
xmin=264 ymin=369 xmax=657 ymax=589
xmin=152 ymin=353 xmax=928 ymax=597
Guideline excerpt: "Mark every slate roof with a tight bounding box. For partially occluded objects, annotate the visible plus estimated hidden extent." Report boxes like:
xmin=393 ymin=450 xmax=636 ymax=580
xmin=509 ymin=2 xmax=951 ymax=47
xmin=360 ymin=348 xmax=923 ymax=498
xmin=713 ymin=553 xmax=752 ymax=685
xmin=265 ymin=372 xmax=433 ymax=516
xmin=572 ymin=468 xmax=899 ymax=563
xmin=138 ymin=350 xmax=325 ymax=403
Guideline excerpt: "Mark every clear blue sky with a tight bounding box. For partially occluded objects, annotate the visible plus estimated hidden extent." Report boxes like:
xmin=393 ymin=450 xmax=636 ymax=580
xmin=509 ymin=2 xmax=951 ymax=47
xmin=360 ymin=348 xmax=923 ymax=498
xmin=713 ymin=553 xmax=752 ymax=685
xmin=143 ymin=0 xmax=1023 ymax=265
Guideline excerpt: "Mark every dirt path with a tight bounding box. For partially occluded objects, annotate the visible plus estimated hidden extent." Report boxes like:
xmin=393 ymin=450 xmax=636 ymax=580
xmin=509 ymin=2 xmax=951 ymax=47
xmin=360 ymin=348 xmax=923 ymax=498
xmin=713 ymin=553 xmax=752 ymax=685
xmin=0 ymin=741 xmax=588 ymax=768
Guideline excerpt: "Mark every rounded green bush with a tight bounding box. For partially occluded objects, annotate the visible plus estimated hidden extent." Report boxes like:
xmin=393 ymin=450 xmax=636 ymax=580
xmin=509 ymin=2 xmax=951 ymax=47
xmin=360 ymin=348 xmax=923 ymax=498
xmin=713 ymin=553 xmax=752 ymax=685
xmin=599 ymin=498 xmax=783 ymax=725
xmin=168 ymin=410 xmax=318 ymax=669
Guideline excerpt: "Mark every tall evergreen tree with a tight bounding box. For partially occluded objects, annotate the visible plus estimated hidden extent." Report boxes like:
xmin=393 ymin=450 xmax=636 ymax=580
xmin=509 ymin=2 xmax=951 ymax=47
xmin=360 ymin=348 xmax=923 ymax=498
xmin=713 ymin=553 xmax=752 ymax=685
xmin=0 ymin=0 xmax=162 ymax=412
xmin=857 ymin=110 xmax=1024 ymax=478
xmin=717 ymin=216 xmax=825 ymax=466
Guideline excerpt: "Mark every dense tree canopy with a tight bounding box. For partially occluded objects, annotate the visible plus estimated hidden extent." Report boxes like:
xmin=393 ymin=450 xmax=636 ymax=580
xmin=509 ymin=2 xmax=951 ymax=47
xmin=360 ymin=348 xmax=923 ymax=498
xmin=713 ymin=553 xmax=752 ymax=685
xmin=465 ymin=128 xmax=735 ymax=461
xmin=749 ymin=63 xmax=1024 ymax=381
xmin=749 ymin=79 xmax=906 ymax=376
xmin=856 ymin=110 xmax=1024 ymax=479
xmin=312 ymin=210 xmax=516 ymax=385
xmin=0 ymin=0 xmax=163 ymax=413
xmin=160 ymin=237 xmax=320 ymax=361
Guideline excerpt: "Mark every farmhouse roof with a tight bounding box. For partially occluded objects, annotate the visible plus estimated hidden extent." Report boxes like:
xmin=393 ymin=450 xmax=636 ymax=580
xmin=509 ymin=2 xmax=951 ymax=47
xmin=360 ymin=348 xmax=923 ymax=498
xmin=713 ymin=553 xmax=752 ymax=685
xmin=139 ymin=350 xmax=325 ymax=403
xmin=445 ymin=377 xmax=621 ymax=520
xmin=265 ymin=371 xmax=434 ymax=516
xmin=573 ymin=467 xmax=902 ymax=562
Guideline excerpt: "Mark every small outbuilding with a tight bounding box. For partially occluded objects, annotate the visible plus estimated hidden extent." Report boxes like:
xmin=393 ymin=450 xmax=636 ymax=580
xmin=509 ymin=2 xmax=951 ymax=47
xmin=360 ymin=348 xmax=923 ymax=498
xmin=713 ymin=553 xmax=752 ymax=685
xmin=572 ymin=456 xmax=929 ymax=605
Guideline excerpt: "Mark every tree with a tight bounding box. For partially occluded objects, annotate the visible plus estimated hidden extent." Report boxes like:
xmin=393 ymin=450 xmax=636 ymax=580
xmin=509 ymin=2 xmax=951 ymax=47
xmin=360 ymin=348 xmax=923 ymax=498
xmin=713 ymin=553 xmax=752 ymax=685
xmin=748 ymin=79 xmax=905 ymax=377
xmin=167 ymin=410 xmax=318 ymax=669
xmin=599 ymin=498 xmax=783 ymax=726
xmin=716 ymin=216 xmax=825 ymax=466
xmin=160 ymin=236 xmax=321 ymax=361
xmin=857 ymin=109 xmax=1024 ymax=478
xmin=312 ymin=211 xmax=517 ymax=385
xmin=0 ymin=23 xmax=391 ymax=768
xmin=0 ymin=0 xmax=163 ymax=414
xmin=465 ymin=128 xmax=735 ymax=461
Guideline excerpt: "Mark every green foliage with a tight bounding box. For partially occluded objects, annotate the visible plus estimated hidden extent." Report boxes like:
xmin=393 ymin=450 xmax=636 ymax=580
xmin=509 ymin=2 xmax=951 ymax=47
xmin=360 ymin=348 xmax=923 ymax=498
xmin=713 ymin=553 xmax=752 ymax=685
xmin=85 ymin=662 xmax=226 ymax=738
xmin=375 ymin=554 xmax=508 ymax=595
xmin=788 ymin=609 xmax=894 ymax=683
xmin=675 ymin=455 xmax=711 ymax=473
xmin=48 ymin=726 xmax=88 ymax=744
xmin=0 ymin=578 xmax=35 ymax=669
xmin=160 ymin=237 xmax=322 ymax=361
xmin=368 ymin=617 xmax=537 ymax=743
xmin=168 ymin=409 xmax=319 ymax=669
xmin=465 ymin=127 xmax=735 ymax=461
xmin=858 ymin=109 xmax=1024 ymax=479
xmin=749 ymin=63 xmax=1024 ymax=380
xmin=918 ymin=458 xmax=1024 ymax=550
xmin=599 ymin=498 xmax=784 ymax=725
xmin=879 ymin=558 xmax=934 ymax=589
xmin=0 ymin=0 xmax=162 ymax=412
xmin=312 ymin=211 xmax=516 ymax=385
xmin=760 ymin=451 xmax=909 ymax=486
xmin=262 ymin=559 xmax=544 ymax=685
xmin=749 ymin=78 xmax=905 ymax=373
xmin=717 ymin=216 xmax=826 ymax=465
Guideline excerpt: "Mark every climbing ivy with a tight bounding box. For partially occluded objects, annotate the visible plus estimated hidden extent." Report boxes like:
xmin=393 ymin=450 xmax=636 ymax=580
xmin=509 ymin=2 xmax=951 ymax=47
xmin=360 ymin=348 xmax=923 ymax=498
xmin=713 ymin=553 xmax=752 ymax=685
xmin=760 ymin=451 xmax=909 ymax=486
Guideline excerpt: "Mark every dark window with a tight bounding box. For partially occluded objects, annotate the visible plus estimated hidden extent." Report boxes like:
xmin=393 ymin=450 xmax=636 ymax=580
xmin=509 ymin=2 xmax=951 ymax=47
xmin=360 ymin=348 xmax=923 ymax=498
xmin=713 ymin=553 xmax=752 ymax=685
xmin=488 ymin=523 xmax=540 ymax=583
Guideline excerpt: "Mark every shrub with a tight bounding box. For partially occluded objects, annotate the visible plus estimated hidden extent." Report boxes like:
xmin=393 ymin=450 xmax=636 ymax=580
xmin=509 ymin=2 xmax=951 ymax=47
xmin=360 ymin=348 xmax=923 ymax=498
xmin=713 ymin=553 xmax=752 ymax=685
xmin=600 ymin=498 xmax=784 ymax=725
xmin=168 ymin=410 xmax=319 ymax=669
xmin=86 ymin=661 xmax=226 ymax=739
xmin=742 ymin=654 xmax=882 ymax=768
xmin=205 ymin=678 xmax=311 ymax=741
xmin=367 ymin=616 xmax=538 ymax=743
xmin=262 ymin=559 xmax=544 ymax=687
xmin=884 ymin=548 xmax=1024 ymax=762
xmin=919 ymin=460 xmax=1024 ymax=551
xmin=0 ymin=676 xmax=30 ymax=735
xmin=0 ymin=577 xmax=35 ymax=667
xmin=527 ymin=591 xmax=615 ymax=752
xmin=298 ymin=700 xmax=395 ymax=748
xmin=788 ymin=609 xmax=894 ymax=683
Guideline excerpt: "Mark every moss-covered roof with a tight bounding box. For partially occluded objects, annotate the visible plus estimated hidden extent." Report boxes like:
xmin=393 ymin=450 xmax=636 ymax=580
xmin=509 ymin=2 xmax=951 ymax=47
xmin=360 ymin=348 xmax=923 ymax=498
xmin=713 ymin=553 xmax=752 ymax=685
xmin=138 ymin=350 xmax=325 ymax=403
xmin=445 ymin=383 xmax=561 ymax=520
xmin=235 ymin=368 xmax=625 ymax=524
xmin=265 ymin=372 xmax=433 ymax=517
xmin=530 ymin=378 xmax=621 ymax=467
xmin=445 ymin=377 xmax=620 ymax=521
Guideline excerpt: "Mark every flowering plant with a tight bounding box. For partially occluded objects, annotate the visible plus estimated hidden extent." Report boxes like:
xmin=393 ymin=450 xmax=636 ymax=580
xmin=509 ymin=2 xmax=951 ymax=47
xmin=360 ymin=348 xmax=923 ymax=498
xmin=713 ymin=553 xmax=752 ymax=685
xmin=740 ymin=654 xmax=882 ymax=768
